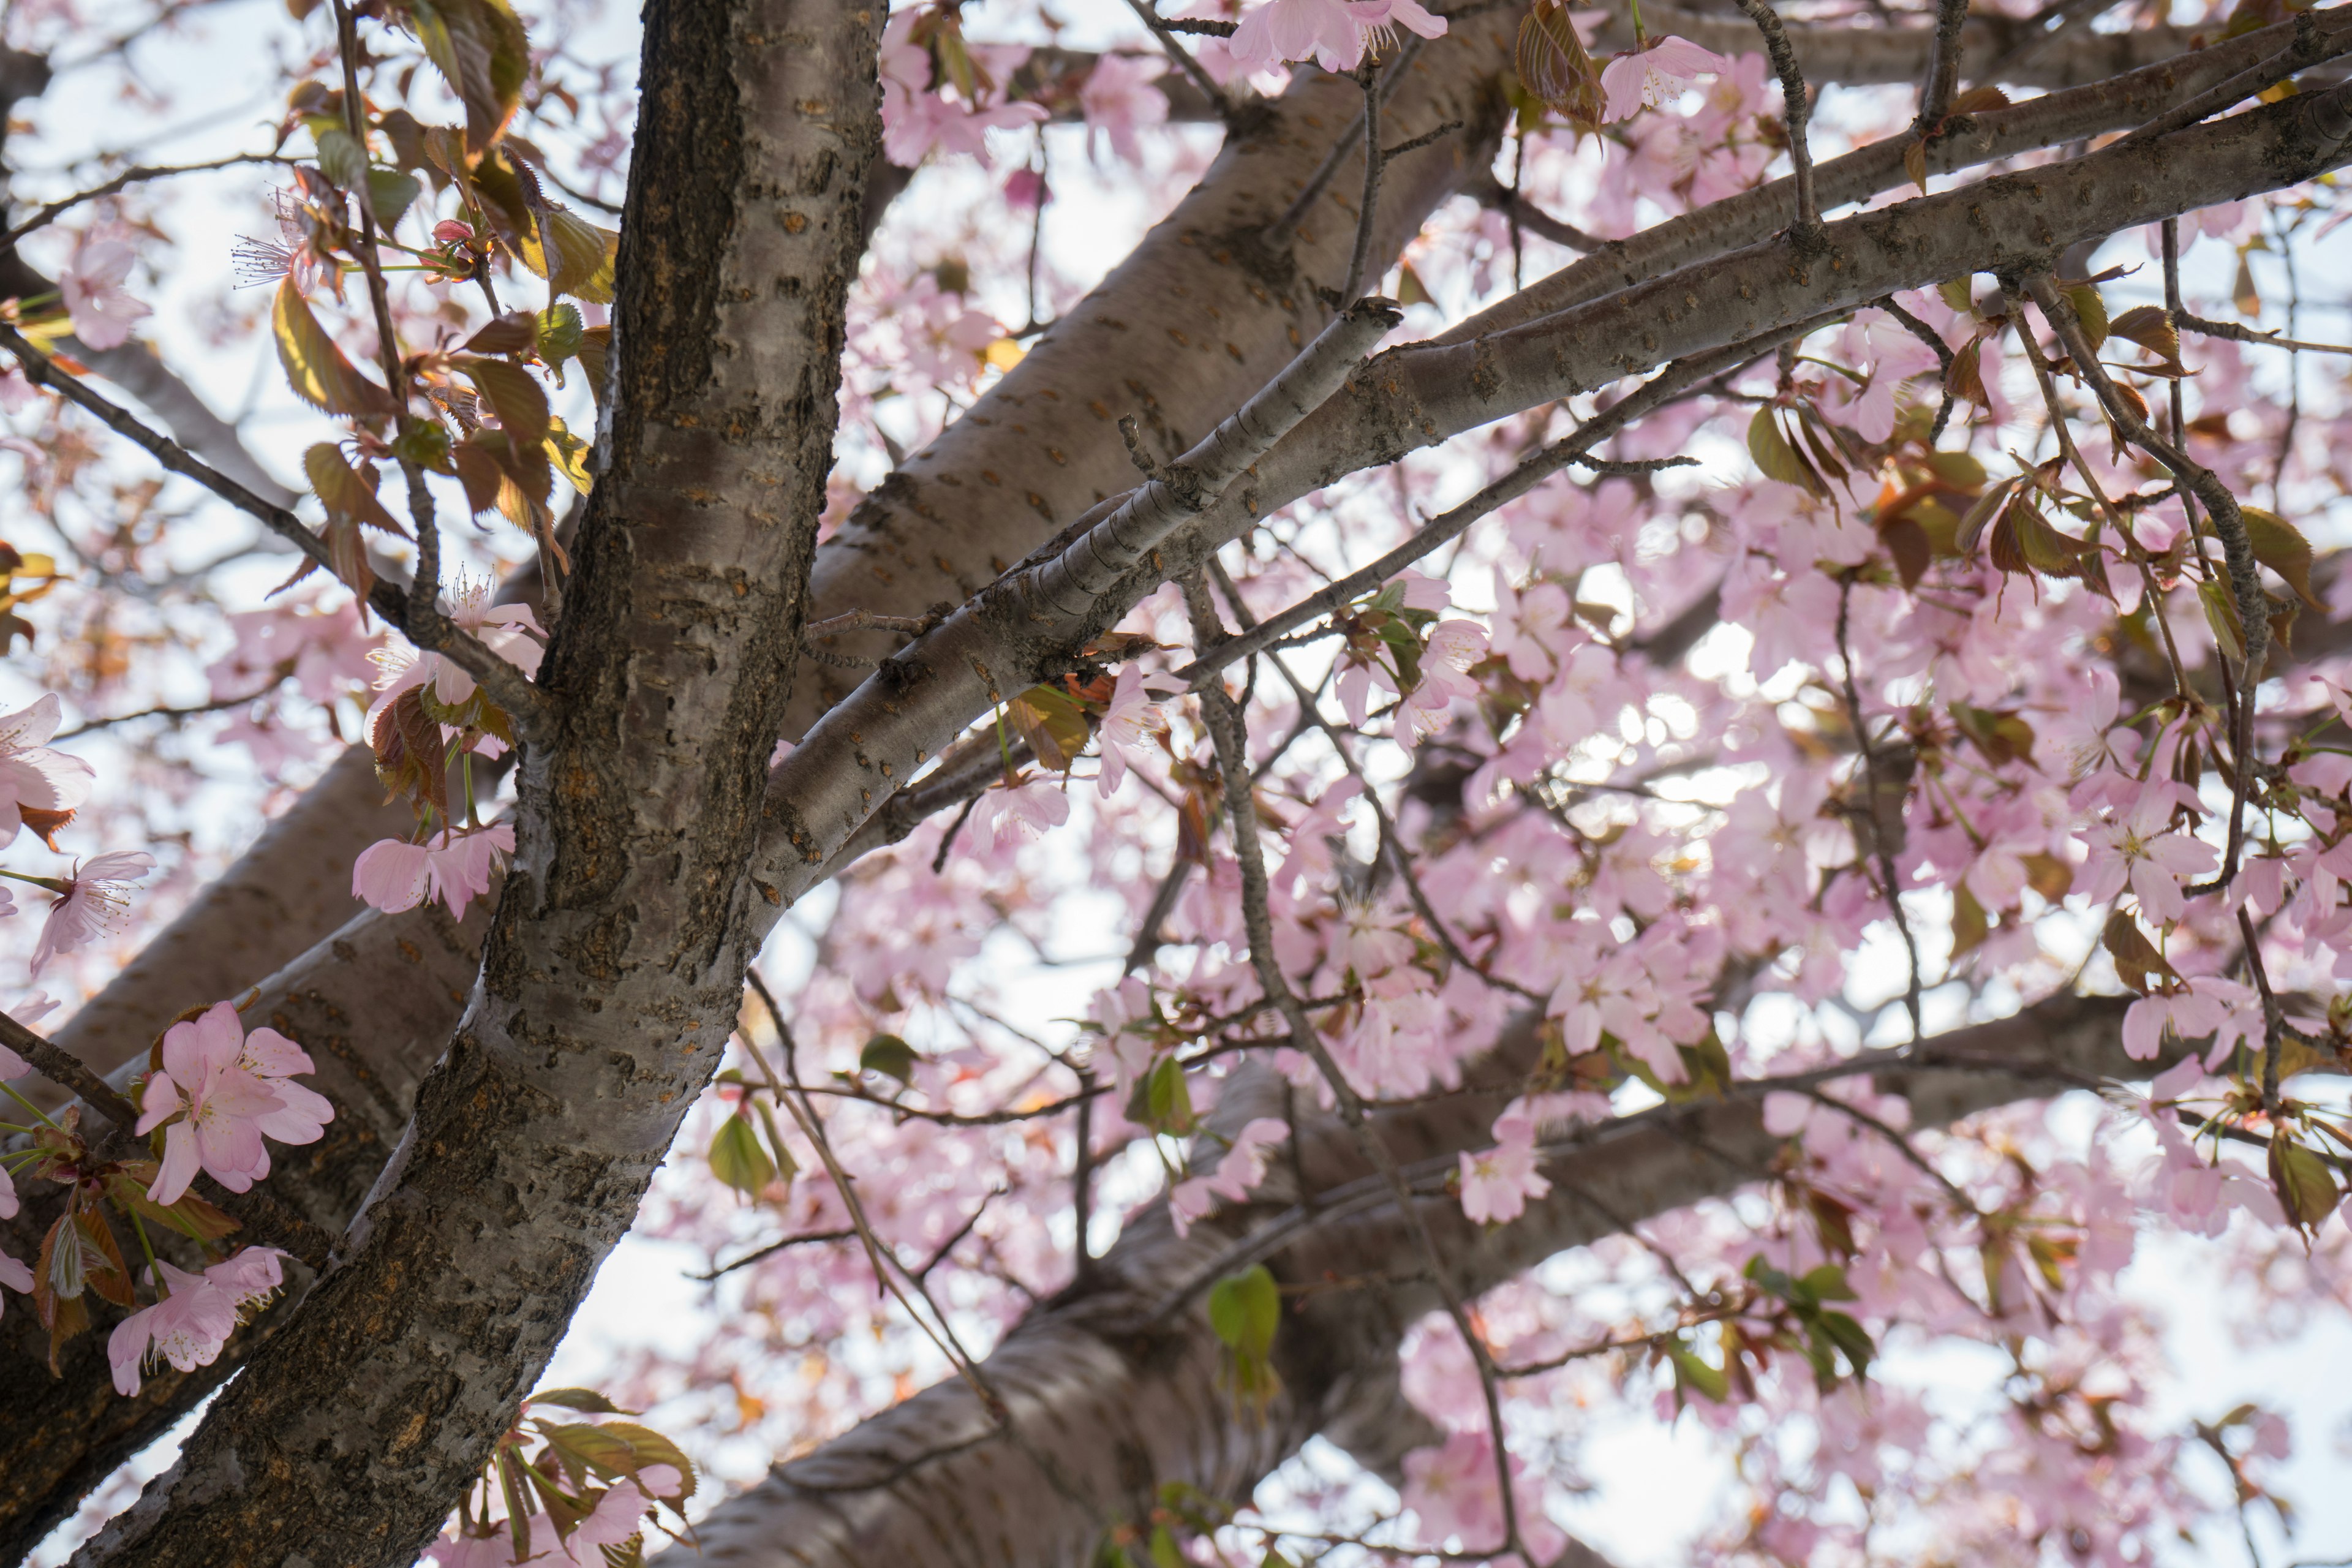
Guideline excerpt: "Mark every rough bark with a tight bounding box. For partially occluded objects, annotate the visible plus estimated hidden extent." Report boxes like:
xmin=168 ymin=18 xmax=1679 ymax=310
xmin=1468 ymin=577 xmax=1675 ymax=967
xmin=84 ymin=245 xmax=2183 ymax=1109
xmin=1602 ymin=3 xmax=2222 ymax=90
xmin=68 ymin=0 xmax=883 ymax=1559
xmin=32 ymin=8 xmax=1516 ymax=1107
xmin=680 ymin=997 xmax=2144 ymax=1566
xmin=0 ymin=895 xmax=491 ymax=1564
xmin=790 ymin=13 xmax=1514 ymax=712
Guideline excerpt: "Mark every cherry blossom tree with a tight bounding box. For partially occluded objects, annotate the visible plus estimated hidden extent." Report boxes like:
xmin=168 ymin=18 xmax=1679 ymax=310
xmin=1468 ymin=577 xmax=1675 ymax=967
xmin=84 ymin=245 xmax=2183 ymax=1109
xmin=0 ymin=0 xmax=2348 ymax=1564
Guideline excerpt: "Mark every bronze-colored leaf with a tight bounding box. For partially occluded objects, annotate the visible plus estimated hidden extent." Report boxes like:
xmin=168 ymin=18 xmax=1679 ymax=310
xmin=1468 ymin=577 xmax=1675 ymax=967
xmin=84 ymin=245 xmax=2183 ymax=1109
xmin=454 ymin=355 xmax=551 ymax=445
xmin=1515 ymin=0 xmax=1602 ymax=123
xmin=2241 ymin=505 xmax=2326 ymax=612
xmin=2102 ymin=909 xmax=2177 ymax=993
xmin=405 ymin=0 xmax=530 ymax=156
xmin=273 ymin=280 xmax=397 ymax=418
xmin=461 ymin=311 xmax=539 ymax=355
xmin=304 ymin=442 xmax=409 ymax=537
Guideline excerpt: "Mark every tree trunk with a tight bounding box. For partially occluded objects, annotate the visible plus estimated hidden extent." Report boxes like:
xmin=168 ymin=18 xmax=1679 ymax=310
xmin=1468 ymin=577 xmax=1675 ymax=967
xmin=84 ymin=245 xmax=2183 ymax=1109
xmin=69 ymin=0 xmax=881 ymax=1558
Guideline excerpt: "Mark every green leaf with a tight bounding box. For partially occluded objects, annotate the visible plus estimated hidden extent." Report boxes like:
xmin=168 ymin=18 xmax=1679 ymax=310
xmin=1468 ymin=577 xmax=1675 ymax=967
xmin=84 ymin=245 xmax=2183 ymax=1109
xmin=707 ymin=1112 xmax=776 ymax=1196
xmin=1666 ymin=1342 xmax=1728 ymax=1404
xmin=2197 ymin=576 xmax=2246 ymax=666
xmin=2241 ymin=506 xmax=2326 ymax=612
xmin=1207 ymin=1264 xmax=1281 ymax=1356
xmin=2269 ymin=1137 xmax=2341 ymax=1232
xmin=537 ymin=301 xmax=586 ymax=368
xmin=859 ymin=1034 xmax=918 ymax=1087
xmin=2063 ymin=284 xmax=2109 ymax=353
xmin=313 ymin=125 xmax=370 ymax=192
xmin=1747 ymin=406 xmax=1819 ymax=493
xmin=273 ymin=279 xmax=396 ymax=417
xmin=522 ymin=206 xmax=619 ymax=303
xmin=1143 ymin=1054 xmax=1195 ymax=1136
xmin=366 ymin=167 xmax=424 ymax=231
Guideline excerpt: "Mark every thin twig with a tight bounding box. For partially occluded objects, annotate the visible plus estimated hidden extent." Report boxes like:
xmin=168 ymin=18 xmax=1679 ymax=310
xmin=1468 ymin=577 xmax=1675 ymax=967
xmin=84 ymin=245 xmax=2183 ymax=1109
xmin=1182 ymin=570 xmax=1532 ymax=1563
xmin=0 ymin=1009 xmax=139 ymax=1130
xmin=1 ymin=152 xmax=292 ymax=251
xmin=1835 ymin=575 xmax=1922 ymax=1043
xmin=1117 ymin=0 xmax=1232 ymax=124
xmin=1732 ymin=0 xmax=1821 ymax=243
xmin=1913 ymin=0 xmax=1969 ymax=130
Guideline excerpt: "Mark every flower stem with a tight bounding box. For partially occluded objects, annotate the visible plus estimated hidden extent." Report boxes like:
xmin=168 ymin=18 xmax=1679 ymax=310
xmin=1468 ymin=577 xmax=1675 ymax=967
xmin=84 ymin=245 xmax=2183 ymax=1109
xmin=0 ymin=1079 xmax=61 ymax=1130
xmin=130 ymin=1208 xmax=163 ymax=1295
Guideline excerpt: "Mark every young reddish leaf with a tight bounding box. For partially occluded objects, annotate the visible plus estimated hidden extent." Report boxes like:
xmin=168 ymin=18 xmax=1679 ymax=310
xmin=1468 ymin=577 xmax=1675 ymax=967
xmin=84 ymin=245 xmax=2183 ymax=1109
xmin=461 ymin=312 xmax=540 ymax=356
xmin=1947 ymin=883 xmax=1989 ymax=959
xmin=304 ymin=443 xmax=410 ymax=537
xmin=273 ymin=280 xmax=396 ymax=417
xmin=1947 ymin=85 xmax=2011 ymax=115
xmin=2241 ymin=506 xmax=2326 ymax=612
xmin=1902 ymin=137 xmax=1928 ymax=197
xmin=452 ymin=442 xmax=507 ymax=516
xmin=529 ymin=1387 xmax=637 ymax=1415
xmin=455 ymin=356 xmax=550 ymax=445
xmin=1953 ymin=475 xmax=2019 ymax=556
xmin=1515 ymin=0 xmax=1602 ymax=124
xmin=2108 ymin=304 xmax=2182 ymax=368
xmin=1946 ymin=334 xmax=1988 ymax=406
xmin=325 ymin=515 xmax=375 ymax=606
xmin=75 ymin=1204 xmax=136 ymax=1310
xmin=103 ymin=1170 xmax=243 ymax=1243
xmin=2101 ymin=910 xmax=2178 ymax=994
xmin=406 ymin=0 xmax=531 ymax=156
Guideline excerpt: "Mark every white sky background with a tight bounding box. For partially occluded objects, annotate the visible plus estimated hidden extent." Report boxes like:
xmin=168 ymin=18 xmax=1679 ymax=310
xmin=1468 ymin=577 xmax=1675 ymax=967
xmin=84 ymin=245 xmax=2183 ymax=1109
xmin=14 ymin=0 xmax=2352 ymax=1563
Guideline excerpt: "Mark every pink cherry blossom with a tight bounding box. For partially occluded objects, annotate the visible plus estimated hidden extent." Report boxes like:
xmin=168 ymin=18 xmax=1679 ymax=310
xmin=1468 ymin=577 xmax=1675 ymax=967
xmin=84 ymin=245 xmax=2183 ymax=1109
xmin=60 ymin=238 xmax=153 ymax=350
xmin=967 ymin=777 xmax=1070 ymax=851
xmin=205 ymin=1246 xmax=288 ymax=1312
xmin=1095 ymin=666 xmax=1168 ymax=798
xmin=0 ymin=693 xmax=94 ymax=846
xmin=1398 ymin=620 xmax=1487 ymax=744
xmin=1079 ymin=53 xmax=1167 ymax=164
xmin=1229 ymin=0 xmax=1368 ymax=72
xmin=2078 ymin=791 xmax=2216 ymax=927
xmin=371 ymin=574 xmax=543 ymax=713
xmin=1401 ymin=1429 xmax=1565 ymax=1560
xmin=1600 ymin=36 xmax=1731 ymax=123
xmin=556 ymin=1480 xmax=649 ymax=1564
xmin=31 ymin=850 xmax=155 ymax=978
xmin=136 ymin=1001 xmax=331 ymax=1204
xmin=1459 ymin=1108 xmax=1550 ymax=1224
xmin=0 ymin=364 xmax=35 ymax=413
xmin=1170 ymin=1116 xmax=1288 ymax=1235
xmin=107 ymin=1261 xmax=239 ymax=1395
xmin=426 ymin=823 xmax=516 ymax=921
xmin=0 ymin=1248 xmax=30 ymax=1313
xmin=353 ymin=836 xmax=432 ymax=914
